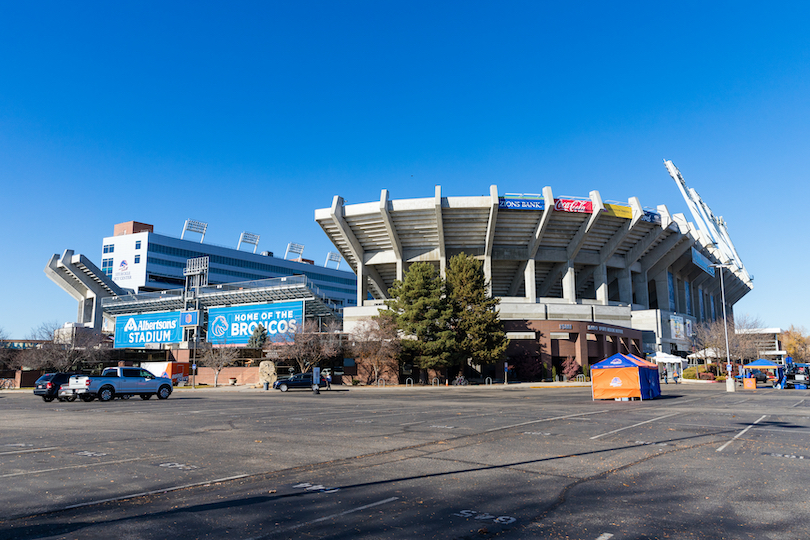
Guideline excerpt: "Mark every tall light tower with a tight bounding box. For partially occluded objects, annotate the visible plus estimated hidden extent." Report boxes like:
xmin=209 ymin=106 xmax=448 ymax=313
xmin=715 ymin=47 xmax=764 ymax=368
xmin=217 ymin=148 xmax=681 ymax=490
xmin=711 ymin=263 xmax=734 ymax=393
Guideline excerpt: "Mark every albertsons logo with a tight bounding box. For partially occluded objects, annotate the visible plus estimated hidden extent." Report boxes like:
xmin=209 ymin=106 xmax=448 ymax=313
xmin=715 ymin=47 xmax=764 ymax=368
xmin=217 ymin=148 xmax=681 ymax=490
xmin=211 ymin=316 xmax=229 ymax=338
xmin=124 ymin=318 xmax=138 ymax=332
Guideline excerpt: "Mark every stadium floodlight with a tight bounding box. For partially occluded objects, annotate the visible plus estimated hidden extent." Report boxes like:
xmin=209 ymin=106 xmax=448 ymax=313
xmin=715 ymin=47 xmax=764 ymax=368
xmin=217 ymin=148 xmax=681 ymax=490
xmin=237 ymin=232 xmax=261 ymax=254
xmin=181 ymin=219 xmax=208 ymax=242
xmin=285 ymin=242 xmax=305 ymax=260
xmin=325 ymin=251 xmax=341 ymax=269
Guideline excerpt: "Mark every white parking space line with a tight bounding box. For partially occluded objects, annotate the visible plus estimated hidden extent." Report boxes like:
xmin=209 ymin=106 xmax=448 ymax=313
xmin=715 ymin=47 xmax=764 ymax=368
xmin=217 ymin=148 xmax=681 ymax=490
xmin=716 ymin=415 xmax=767 ymax=452
xmin=0 ymin=446 xmax=59 ymax=456
xmin=595 ymin=533 xmax=614 ymax=540
xmin=485 ymin=410 xmax=609 ymax=433
xmin=0 ymin=457 xmax=146 ymax=478
xmin=63 ymin=474 xmax=251 ymax=510
xmin=791 ymin=400 xmax=805 ymax=408
xmin=284 ymin=497 xmax=400 ymax=532
xmin=590 ymin=413 xmax=680 ymax=440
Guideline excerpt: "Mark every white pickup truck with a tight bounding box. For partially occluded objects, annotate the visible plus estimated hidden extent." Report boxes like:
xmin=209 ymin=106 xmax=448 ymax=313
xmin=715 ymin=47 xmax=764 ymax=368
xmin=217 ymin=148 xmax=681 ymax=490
xmin=58 ymin=367 xmax=173 ymax=402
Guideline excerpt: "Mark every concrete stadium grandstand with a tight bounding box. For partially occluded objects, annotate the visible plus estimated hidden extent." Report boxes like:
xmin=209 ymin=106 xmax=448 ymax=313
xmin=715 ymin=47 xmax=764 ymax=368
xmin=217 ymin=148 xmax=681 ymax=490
xmin=315 ymin=161 xmax=753 ymax=376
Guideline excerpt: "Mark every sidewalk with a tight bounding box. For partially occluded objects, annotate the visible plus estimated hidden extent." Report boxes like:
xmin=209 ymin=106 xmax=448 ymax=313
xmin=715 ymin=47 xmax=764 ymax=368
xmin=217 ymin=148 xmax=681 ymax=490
xmin=172 ymin=380 xmax=593 ymax=393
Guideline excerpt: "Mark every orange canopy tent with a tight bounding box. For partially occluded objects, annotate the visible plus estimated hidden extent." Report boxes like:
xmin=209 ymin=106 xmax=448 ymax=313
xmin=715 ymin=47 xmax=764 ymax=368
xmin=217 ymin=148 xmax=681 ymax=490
xmin=591 ymin=353 xmax=662 ymax=400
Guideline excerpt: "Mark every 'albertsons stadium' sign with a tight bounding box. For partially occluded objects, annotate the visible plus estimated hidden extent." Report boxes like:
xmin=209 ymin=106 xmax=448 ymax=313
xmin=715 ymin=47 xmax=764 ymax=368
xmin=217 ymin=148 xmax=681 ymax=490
xmin=207 ymin=301 xmax=302 ymax=345
xmin=114 ymin=312 xmax=184 ymax=348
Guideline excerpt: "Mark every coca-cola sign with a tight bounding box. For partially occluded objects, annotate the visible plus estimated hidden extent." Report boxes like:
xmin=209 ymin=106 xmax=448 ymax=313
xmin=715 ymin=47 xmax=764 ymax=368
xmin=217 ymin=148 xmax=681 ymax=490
xmin=554 ymin=199 xmax=592 ymax=213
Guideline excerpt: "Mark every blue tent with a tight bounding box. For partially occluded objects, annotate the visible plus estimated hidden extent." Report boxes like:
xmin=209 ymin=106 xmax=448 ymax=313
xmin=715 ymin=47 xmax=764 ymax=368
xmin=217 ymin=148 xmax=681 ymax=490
xmin=743 ymin=359 xmax=779 ymax=369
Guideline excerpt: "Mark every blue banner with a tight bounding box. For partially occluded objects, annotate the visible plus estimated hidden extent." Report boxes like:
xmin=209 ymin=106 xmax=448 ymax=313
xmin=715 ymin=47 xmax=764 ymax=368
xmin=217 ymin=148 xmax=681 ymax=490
xmin=115 ymin=312 xmax=184 ymax=348
xmin=207 ymin=301 xmax=303 ymax=345
xmin=498 ymin=197 xmax=544 ymax=210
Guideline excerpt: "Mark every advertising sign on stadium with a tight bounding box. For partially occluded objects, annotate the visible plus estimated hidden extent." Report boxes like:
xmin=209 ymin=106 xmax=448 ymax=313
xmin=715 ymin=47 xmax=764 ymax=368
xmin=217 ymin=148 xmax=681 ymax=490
xmin=554 ymin=199 xmax=592 ymax=213
xmin=207 ymin=301 xmax=303 ymax=345
xmin=114 ymin=312 xmax=184 ymax=348
xmin=641 ymin=210 xmax=661 ymax=224
xmin=603 ymin=203 xmax=633 ymax=219
xmin=691 ymin=247 xmax=716 ymax=277
xmin=498 ymin=197 xmax=544 ymax=210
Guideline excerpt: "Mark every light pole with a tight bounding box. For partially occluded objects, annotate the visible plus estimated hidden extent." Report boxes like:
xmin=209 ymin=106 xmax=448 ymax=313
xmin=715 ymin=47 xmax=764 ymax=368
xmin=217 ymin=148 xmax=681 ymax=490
xmin=710 ymin=263 xmax=734 ymax=393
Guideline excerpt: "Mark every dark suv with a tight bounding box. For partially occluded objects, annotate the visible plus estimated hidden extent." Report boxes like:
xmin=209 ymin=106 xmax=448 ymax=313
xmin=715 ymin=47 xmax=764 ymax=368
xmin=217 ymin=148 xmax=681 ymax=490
xmin=34 ymin=372 xmax=79 ymax=402
xmin=273 ymin=372 xmax=328 ymax=392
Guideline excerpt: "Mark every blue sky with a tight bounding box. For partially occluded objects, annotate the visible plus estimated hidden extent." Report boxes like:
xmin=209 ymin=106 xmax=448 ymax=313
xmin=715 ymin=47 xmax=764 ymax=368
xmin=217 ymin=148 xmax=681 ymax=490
xmin=1 ymin=1 xmax=808 ymax=337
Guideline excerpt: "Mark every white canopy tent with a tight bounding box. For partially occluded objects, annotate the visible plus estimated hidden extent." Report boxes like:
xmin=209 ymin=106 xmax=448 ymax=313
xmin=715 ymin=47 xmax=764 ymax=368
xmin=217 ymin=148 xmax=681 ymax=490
xmin=649 ymin=352 xmax=689 ymax=380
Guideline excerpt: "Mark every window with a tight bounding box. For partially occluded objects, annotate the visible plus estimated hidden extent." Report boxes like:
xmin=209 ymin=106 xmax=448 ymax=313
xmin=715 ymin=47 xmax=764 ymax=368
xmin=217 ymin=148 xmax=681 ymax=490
xmin=102 ymin=258 xmax=114 ymax=277
xmin=135 ymin=241 xmax=141 ymax=250
xmin=103 ymin=244 xmax=114 ymax=254
xmin=134 ymin=255 xmax=141 ymax=264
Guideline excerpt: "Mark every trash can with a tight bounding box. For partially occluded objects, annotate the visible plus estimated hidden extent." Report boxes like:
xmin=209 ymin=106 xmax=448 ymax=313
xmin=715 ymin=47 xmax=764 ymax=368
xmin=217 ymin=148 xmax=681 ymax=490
xmin=263 ymin=382 xmax=269 ymax=391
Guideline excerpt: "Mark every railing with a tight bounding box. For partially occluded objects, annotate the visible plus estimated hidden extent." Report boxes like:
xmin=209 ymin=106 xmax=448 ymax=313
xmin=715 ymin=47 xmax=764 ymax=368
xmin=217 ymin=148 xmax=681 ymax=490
xmin=376 ymin=379 xmax=386 ymax=387
xmin=485 ymin=377 xmax=492 ymax=386
xmin=575 ymin=374 xmax=586 ymax=382
xmin=432 ymin=377 xmax=439 ymax=387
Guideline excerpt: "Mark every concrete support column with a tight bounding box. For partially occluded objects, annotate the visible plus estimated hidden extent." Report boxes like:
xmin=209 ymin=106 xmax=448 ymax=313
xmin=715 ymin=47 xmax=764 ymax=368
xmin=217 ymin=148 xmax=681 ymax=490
xmin=618 ymin=267 xmax=633 ymax=305
xmin=562 ymin=261 xmax=576 ymax=303
xmin=483 ymin=257 xmax=492 ymax=296
xmin=396 ymin=259 xmax=404 ymax=282
xmin=594 ymin=263 xmax=608 ymax=305
xmin=596 ymin=333 xmax=607 ymax=360
xmin=576 ymin=332 xmax=590 ymax=373
xmin=356 ymin=262 xmax=367 ymax=307
xmin=653 ymin=272 xmax=670 ymax=312
xmin=524 ymin=259 xmax=536 ymax=300
xmin=633 ymin=270 xmax=649 ymax=308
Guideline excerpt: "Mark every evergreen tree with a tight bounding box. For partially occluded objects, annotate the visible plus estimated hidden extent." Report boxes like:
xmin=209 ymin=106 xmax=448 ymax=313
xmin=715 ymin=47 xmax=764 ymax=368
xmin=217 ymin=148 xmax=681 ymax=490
xmin=247 ymin=324 xmax=268 ymax=349
xmin=445 ymin=253 xmax=508 ymax=368
xmin=385 ymin=262 xmax=455 ymax=371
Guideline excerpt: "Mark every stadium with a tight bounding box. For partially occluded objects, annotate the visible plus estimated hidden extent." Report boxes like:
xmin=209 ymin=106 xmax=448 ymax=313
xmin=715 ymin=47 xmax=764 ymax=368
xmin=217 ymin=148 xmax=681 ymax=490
xmin=36 ymin=161 xmax=753 ymax=384
xmin=315 ymin=161 xmax=753 ymax=378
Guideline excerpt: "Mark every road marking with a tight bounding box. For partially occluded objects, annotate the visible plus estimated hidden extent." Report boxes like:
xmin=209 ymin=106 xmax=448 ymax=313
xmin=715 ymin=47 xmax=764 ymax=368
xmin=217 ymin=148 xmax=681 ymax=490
xmin=485 ymin=410 xmax=609 ymax=433
xmin=595 ymin=534 xmax=614 ymax=540
xmin=590 ymin=413 xmax=680 ymax=440
xmin=791 ymin=400 xmax=805 ymax=408
xmin=63 ymin=474 xmax=251 ymax=510
xmin=400 ymin=421 xmax=426 ymax=426
xmin=0 ymin=457 xmax=145 ymax=478
xmin=716 ymin=415 xmax=767 ymax=452
xmin=0 ymin=446 xmax=59 ymax=456
xmin=285 ymin=497 xmax=399 ymax=531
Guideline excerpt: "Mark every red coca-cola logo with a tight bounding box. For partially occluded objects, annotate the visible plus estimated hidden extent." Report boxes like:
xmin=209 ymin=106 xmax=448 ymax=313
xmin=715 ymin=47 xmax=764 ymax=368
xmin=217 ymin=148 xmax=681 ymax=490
xmin=554 ymin=199 xmax=592 ymax=213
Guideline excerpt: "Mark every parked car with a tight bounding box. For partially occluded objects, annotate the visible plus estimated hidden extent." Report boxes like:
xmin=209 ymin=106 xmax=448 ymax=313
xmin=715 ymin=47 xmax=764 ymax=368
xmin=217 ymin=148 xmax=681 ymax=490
xmin=33 ymin=372 xmax=80 ymax=402
xmin=735 ymin=369 xmax=769 ymax=384
xmin=58 ymin=367 xmax=173 ymax=402
xmin=273 ymin=372 xmax=328 ymax=392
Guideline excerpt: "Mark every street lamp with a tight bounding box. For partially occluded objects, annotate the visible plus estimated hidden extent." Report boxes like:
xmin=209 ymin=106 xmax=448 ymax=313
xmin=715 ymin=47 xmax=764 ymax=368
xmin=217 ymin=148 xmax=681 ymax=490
xmin=710 ymin=263 xmax=734 ymax=393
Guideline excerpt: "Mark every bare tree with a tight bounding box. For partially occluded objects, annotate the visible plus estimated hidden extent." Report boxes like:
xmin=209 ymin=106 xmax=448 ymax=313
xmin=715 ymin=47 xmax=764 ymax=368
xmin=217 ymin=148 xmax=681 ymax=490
xmin=350 ymin=313 xmax=401 ymax=385
xmin=278 ymin=319 xmax=343 ymax=374
xmin=0 ymin=327 xmax=10 ymax=369
xmin=198 ymin=341 xmax=241 ymax=387
xmin=18 ymin=321 xmax=107 ymax=372
xmin=694 ymin=313 xmax=764 ymax=372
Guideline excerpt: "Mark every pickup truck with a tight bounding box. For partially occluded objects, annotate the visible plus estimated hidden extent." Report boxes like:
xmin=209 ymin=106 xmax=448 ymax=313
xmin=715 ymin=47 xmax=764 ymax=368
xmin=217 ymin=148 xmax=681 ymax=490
xmin=58 ymin=367 xmax=173 ymax=402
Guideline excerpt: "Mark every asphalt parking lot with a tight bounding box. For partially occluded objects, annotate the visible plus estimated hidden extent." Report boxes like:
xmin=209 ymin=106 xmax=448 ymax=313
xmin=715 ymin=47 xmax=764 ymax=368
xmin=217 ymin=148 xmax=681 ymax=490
xmin=1 ymin=383 xmax=809 ymax=539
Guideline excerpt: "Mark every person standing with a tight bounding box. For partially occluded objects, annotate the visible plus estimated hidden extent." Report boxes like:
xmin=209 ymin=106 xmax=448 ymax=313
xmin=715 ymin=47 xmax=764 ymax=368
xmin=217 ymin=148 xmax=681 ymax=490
xmin=326 ymin=371 xmax=332 ymax=390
